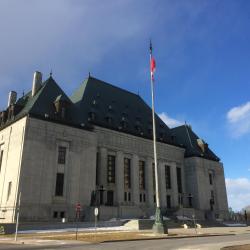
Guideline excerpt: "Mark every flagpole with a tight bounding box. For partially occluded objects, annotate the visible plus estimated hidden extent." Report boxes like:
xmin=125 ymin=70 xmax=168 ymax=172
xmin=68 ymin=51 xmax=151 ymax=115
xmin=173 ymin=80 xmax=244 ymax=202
xmin=150 ymin=42 xmax=167 ymax=234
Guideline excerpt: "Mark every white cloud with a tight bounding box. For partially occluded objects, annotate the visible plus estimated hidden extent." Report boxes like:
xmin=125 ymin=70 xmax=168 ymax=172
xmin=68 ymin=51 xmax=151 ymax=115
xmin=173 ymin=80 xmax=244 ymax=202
xmin=226 ymin=178 xmax=250 ymax=211
xmin=159 ymin=112 xmax=183 ymax=128
xmin=227 ymin=102 xmax=250 ymax=137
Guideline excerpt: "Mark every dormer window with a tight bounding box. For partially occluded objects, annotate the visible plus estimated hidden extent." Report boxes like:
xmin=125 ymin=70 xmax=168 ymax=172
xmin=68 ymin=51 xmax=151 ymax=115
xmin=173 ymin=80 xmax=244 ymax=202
xmin=88 ymin=112 xmax=96 ymax=121
xmin=106 ymin=116 xmax=112 ymax=124
xmin=121 ymin=121 xmax=127 ymax=129
xmin=159 ymin=132 xmax=164 ymax=140
xmin=135 ymin=125 xmax=141 ymax=133
xmin=54 ymin=95 xmax=70 ymax=120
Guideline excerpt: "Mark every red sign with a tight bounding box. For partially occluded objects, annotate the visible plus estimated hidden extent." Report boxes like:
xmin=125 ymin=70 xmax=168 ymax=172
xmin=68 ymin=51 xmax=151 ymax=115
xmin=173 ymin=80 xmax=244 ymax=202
xmin=76 ymin=203 xmax=81 ymax=212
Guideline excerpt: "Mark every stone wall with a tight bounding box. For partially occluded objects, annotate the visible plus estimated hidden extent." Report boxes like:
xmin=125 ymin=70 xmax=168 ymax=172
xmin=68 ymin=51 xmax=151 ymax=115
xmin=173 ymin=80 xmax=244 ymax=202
xmin=184 ymin=157 xmax=228 ymax=219
xmin=0 ymin=117 xmax=27 ymax=223
xmin=18 ymin=117 xmax=97 ymax=222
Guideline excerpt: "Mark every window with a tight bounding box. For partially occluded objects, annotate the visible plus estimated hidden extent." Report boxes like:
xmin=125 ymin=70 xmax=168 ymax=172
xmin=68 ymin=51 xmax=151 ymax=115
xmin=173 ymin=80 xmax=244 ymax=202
xmin=106 ymin=190 xmax=114 ymax=206
xmin=176 ymin=167 xmax=183 ymax=193
xmin=165 ymin=165 xmax=171 ymax=189
xmin=124 ymin=192 xmax=131 ymax=202
xmin=53 ymin=211 xmax=58 ymax=218
xmin=140 ymin=193 xmax=146 ymax=203
xmin=188 ymin=194 xmax=193 ymax=207
xmin=7 ymin=181 xmax=12 ymax=201
xmin=55 ymin=173 xmax=64 ymax=196
xmin=0 ymin=150 xmax=3 ymax=173
xmin=107 ymin=155 xmax=115 ymax=184
xmin=58 ymin=146 xmax=66 ymax=164
xmin=60 ymin=211 xmax=65 ymax=218
xmin=124 ymin=192 xmax=127 ymax=201
xmin=139 ymin=161 xmax=145 ymax=190
xmin=209 ymin=172 xmax=213 ymax=185
xmin=152 ymin=163 xmax=156 ymax=191
xmin=210 ymin=191 xmax=215 ymax=211
xmin=88 ymin=112 xmax=96 ymax=120
xmin=124 ymin=158 xmax=131 ymax=189
xmin=166 ymin=195 xmax=171 ymax=209
xmin=106 ymin=116 xmax=112 ymax=124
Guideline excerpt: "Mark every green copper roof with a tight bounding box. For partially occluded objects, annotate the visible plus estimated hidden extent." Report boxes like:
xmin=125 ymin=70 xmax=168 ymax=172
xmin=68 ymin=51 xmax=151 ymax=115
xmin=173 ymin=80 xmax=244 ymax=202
xmin=15 ymin=77 xmax=72 ymax=120
xmin=69 ymin=76 xmax=174 ymax=143
xmin=1 ymin=74 xmax=220 ymax=161
xmin=171 ymin=125 xmax=220 ymax=161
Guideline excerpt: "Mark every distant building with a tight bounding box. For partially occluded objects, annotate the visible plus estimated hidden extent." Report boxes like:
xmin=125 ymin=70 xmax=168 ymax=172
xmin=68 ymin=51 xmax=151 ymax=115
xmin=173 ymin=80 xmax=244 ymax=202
xmin=0 ymin=72 xmax=228 ymax=222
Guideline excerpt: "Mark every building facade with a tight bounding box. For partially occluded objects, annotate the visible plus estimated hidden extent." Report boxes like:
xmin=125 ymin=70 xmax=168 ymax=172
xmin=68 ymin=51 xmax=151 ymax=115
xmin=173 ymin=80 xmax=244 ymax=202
xmin=0 ymin=72 xmax=228 ymax=222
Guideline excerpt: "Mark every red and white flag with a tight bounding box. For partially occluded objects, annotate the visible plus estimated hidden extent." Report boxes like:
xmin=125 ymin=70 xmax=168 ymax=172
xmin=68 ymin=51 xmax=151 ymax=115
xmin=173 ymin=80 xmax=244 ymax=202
xmin=151 ymin=57 xmax=156 ymax=81
xmin=150 ymin=42 xmax=156 ymax=81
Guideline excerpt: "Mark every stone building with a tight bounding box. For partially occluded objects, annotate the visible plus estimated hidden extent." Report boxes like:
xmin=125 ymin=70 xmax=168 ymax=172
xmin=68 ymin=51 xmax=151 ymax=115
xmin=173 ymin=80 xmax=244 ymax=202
xmin=0 ymin=72 xmax=228 ymax=222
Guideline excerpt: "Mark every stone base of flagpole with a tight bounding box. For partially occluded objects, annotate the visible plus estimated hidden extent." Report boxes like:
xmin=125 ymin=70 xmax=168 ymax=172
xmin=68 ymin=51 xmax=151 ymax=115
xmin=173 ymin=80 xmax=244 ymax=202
xmin=152 ymin=207 xmax=168 ymax=234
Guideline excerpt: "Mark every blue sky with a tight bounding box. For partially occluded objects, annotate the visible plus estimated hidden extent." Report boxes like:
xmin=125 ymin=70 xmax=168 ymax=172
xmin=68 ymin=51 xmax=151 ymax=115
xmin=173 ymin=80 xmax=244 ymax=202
xmin=1 ymin=0 xmax=250 ymax=211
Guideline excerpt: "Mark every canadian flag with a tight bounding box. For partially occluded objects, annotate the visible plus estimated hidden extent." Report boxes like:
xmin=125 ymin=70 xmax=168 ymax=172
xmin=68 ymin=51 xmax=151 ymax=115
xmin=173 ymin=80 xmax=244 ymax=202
xmin=150 ymin=56 xmax=156 ymax=81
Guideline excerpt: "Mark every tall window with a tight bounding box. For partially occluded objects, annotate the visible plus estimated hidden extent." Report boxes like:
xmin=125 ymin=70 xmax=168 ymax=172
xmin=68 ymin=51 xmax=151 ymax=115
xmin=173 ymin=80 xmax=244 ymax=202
xmin=209 ymin=172 xmax=213 ymax=185
xmin=107 ymin=155 xmax=115 ymax=184
xmin=188 ymin=194 xmax=193 ymax=207
xmin=55 ymin=173 xmax=64 ymax=196
xmin=58 ymin=146 xmax=66 ymax=164
xmin=165 ymin=165 xmax=171 ymax=189
xmin=166 ymin=195 xmax=171 ymax=208
xmin=124 ymin=158 xmax=131 ymax=189
xmin=139 ymin=161 xmax=145 ymax=190
xmin=176 ymin=167 xmax=183 ymax=193
xmin=152 ymin=163 xmax=156 ymax=190
xmin=7 ymin=181 xmax=12 ymax=201
xmin=0 ymin=150 xmax=3 ymax=173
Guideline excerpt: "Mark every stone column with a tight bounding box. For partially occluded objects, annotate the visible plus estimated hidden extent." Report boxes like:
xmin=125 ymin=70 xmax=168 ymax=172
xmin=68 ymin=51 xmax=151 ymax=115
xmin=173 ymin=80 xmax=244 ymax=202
xmin=170 ymin=163 xmax=179 ymax=207
xmin=115 ymin=151 xmax=124 ymax=205
xmin=159 ymin=161 xmax=166 ymax=207
xmin=131 ymin=154 xmax=139 ymax=205
xmin=146 ymin=157 xmax=154 ymax=206
xmin=99 ymin=147 xmax=107 ymax=203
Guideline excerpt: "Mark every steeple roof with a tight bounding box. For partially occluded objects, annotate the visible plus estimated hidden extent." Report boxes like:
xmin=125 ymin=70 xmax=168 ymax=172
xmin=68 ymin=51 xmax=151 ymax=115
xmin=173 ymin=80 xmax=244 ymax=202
xmin=171 ymin=125 xmax=220 ymax=161
xmin=70 ymin=76 xmax=175 ymax=144
xmin=16 ymin=76 xmax=72 ymax=120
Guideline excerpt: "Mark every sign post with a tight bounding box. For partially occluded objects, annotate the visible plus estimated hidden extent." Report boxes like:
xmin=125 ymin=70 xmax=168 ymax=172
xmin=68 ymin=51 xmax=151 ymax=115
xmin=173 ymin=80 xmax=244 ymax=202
xmin=15 ymin=192 xmax=21 ymax=242
xmin=75 ymin=203 xmax=81 ymax=240
xmin=94 ymin=207 xmax=99 ymax=242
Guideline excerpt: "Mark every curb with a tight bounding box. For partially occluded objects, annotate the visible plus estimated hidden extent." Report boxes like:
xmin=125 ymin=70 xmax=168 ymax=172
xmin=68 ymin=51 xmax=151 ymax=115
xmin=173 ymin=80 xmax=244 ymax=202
xmin=102 ymin=233 xmax=235 ymax=243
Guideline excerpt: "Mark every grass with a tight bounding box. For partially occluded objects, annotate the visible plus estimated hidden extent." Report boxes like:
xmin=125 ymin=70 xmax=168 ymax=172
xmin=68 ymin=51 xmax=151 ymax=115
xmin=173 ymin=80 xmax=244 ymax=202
xmin=0 ymin=231 xmax=175 ymax=243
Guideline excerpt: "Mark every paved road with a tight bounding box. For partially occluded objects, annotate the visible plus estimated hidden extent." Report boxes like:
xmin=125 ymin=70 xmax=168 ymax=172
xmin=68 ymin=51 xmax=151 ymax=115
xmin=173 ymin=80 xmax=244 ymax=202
xmin=1 ymin=234 xmax=250 ymax=250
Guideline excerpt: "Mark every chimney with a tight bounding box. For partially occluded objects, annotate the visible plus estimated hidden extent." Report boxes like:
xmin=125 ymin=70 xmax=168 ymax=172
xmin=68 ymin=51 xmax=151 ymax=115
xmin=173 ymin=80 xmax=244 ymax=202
xmin=32 ymin=71 xmax=42 ymax=97
xmin=8 ymin=91 xmax=17 ymax=107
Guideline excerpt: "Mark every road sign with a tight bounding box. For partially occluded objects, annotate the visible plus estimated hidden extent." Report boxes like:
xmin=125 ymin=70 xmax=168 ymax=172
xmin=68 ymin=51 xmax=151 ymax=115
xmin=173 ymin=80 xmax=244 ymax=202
xmin=94 ymin=207 xmax=99 ymax=216
xmin=76 ymin=203 xmax=81 ymax=212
